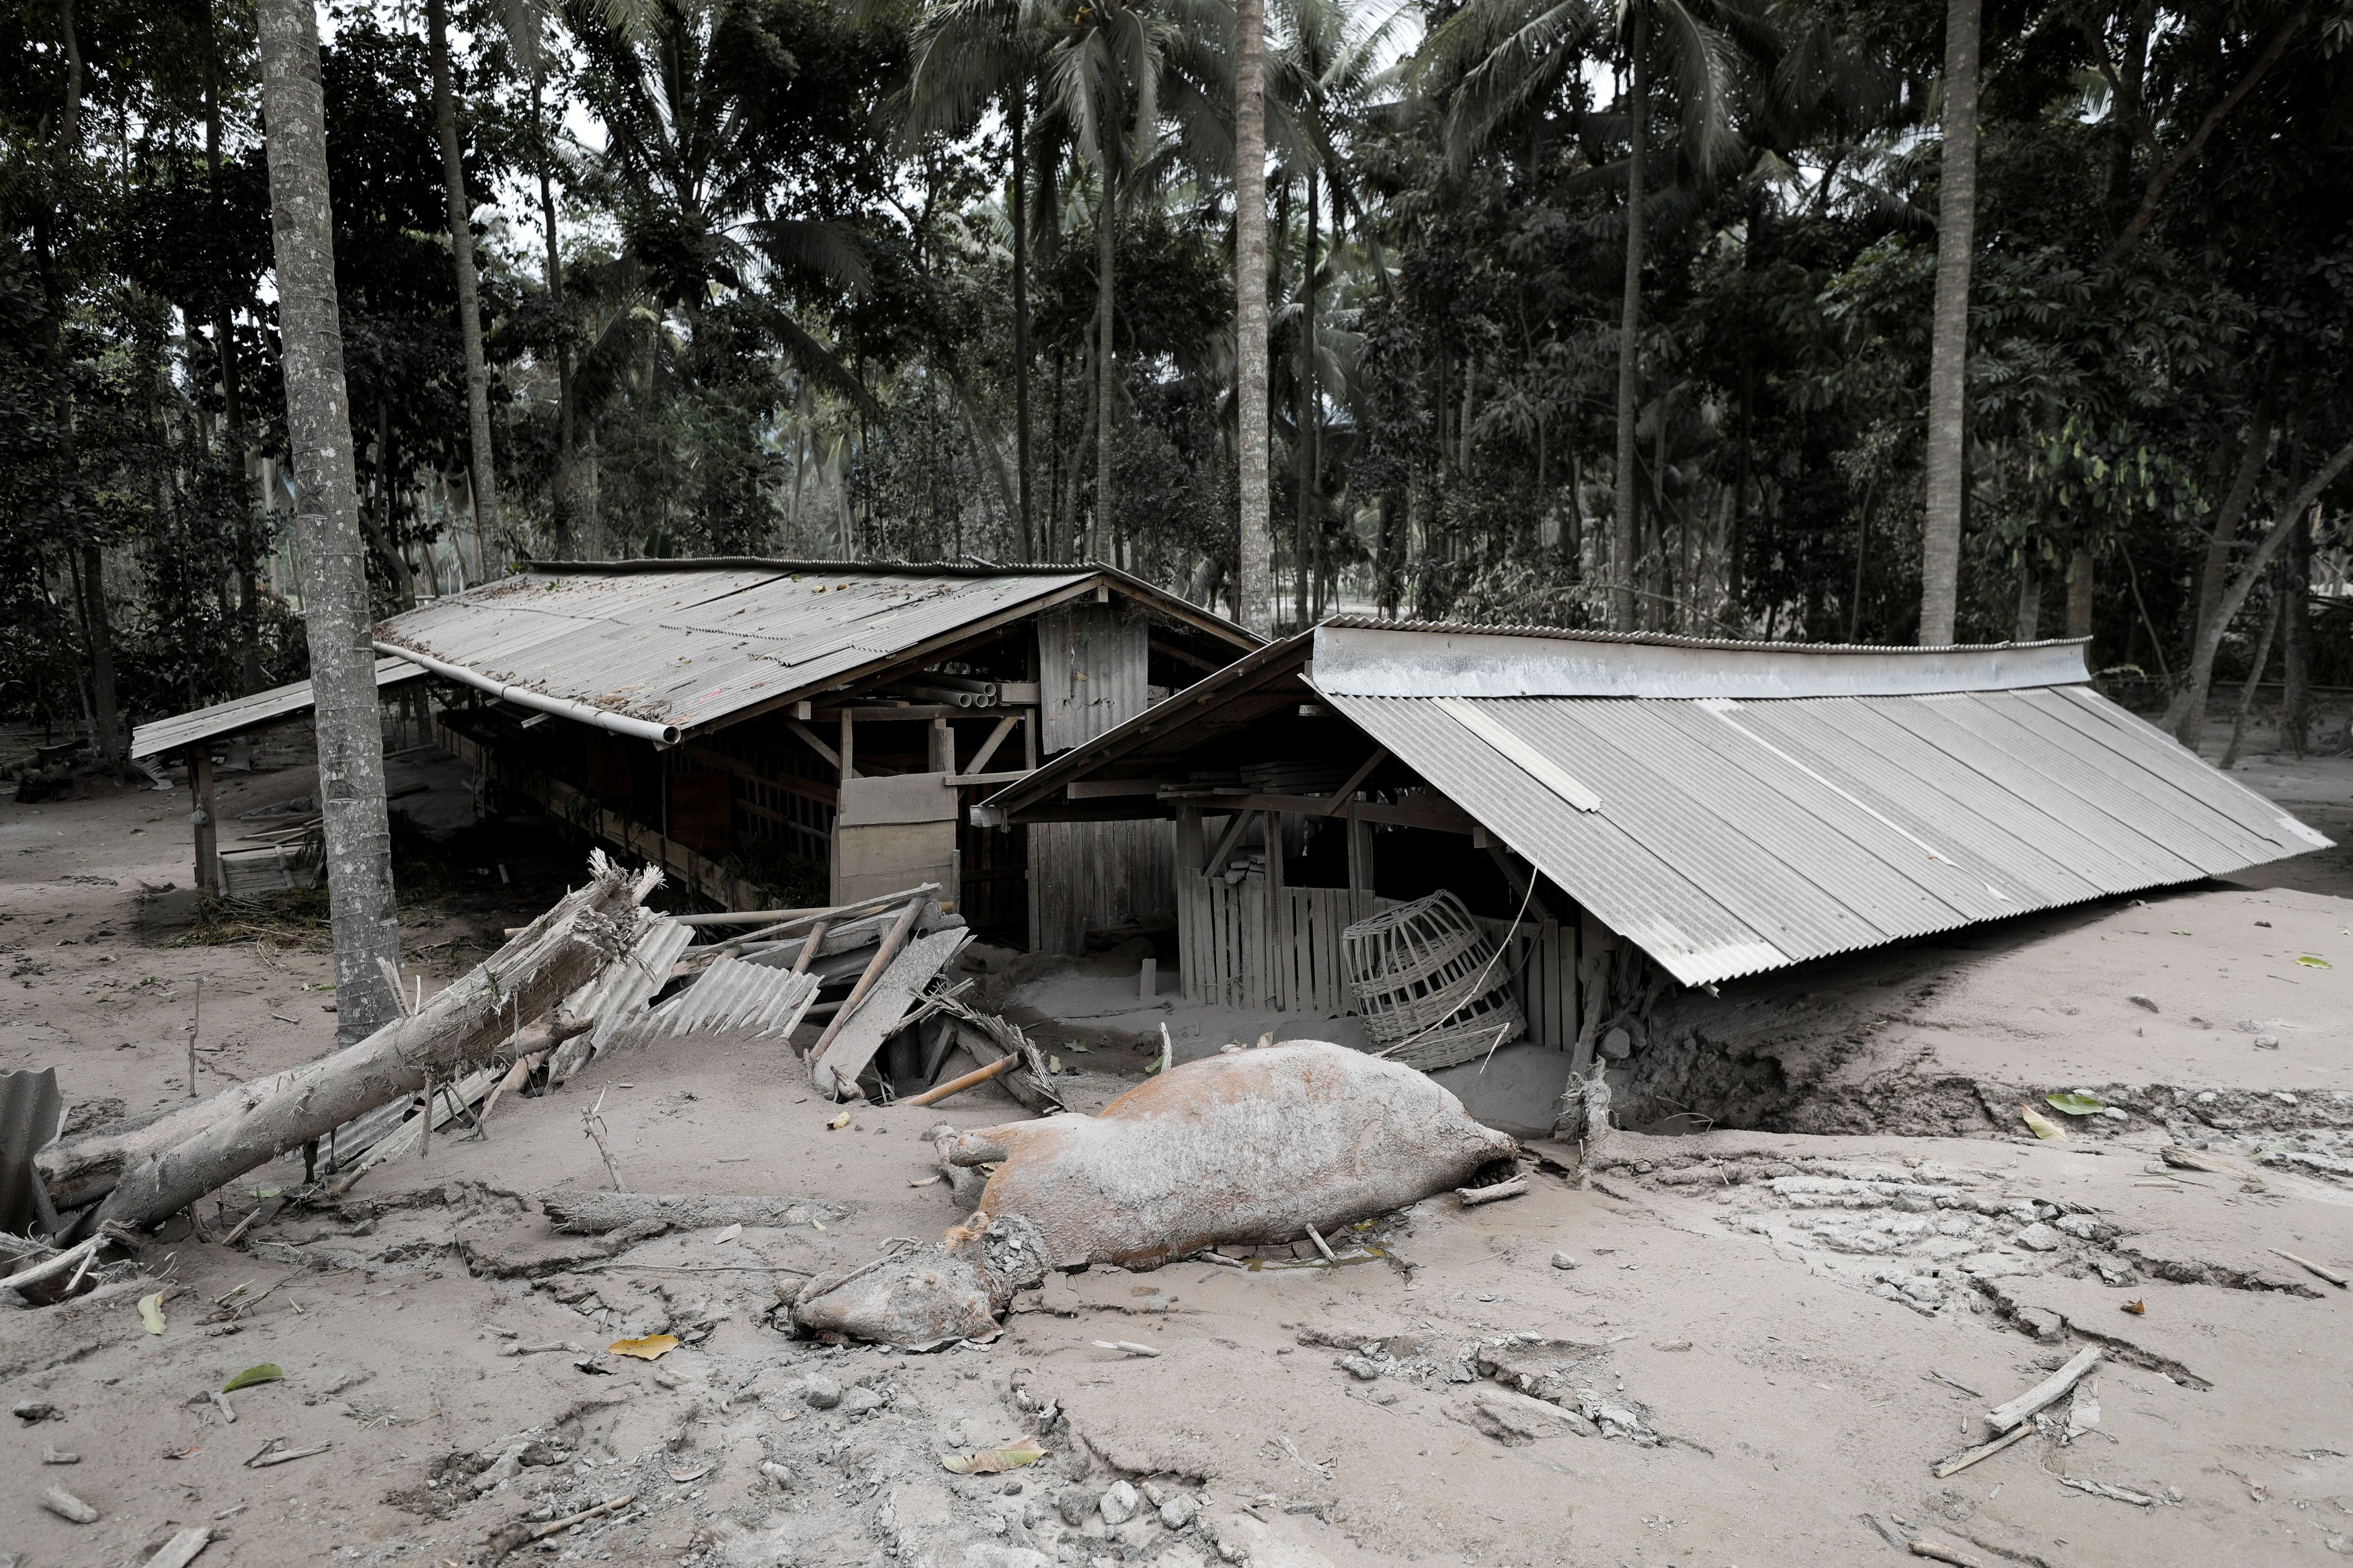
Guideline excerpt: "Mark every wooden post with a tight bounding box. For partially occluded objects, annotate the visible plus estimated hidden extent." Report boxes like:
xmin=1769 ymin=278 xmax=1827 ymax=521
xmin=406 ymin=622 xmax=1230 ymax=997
xmin=1265 ymin=810 xmax=1285 ymax=1010
xmin=187 ymin=747 xmax=219 ymax=897
xmin=839 ymin=710 xmax=854 ymax=780
xmin=1023 ymin=710 xmax=1037 ymax=770
xmin=930 ymin=716 xmax=953 ymax=774
xmin=1174 ymin=806 xmax=1204 ymax=873
xmin=1346 ymin=803 xmax=1373 ymax=909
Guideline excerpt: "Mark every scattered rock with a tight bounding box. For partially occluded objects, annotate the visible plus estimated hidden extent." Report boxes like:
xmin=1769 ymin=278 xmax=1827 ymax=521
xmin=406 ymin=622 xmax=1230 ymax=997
xmin=1550 ymin=1251 xmax=1577 ymax=1270
xmin=840 ymin=1386 xmax=886 ymax=1418
xmin=13 ymin=1400 xmax=60 ymax=1423
xmin=1337 ymin=1355 xmax=1381 ymax=1381
xmin=1055 ymin=1489 xmax=1092 ymax=1528
xmin=1599 ymin=1027 xmax=1633 ymax=1060
xmin=40 ymin=1485 xmax=98 ymax=1523
xmin=2255 ymin=1035 xmax=2280 ymax=1050
xmin=801 ymin=1374 xmax=843 ymax=1410
xmin=1160 ymin=1495 xmax=1198 ymax=1530
xmin=1099 ymin=1479 xmax=1140 ymax=1526
xmin=2015 ymin=1223 xmax=2064 ymax=1252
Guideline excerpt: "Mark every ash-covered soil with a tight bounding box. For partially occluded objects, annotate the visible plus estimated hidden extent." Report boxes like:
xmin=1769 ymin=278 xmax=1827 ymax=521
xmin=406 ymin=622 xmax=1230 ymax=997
xmin=7 ymin=737 xmax=2352 ymax=1568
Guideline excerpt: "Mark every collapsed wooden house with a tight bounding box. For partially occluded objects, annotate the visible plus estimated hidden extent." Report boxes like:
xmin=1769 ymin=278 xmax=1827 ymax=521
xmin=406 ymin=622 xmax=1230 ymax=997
xmin=977 ymin=618 xmax=2332 ymax=1071
xmin=132 ymin=560 xmax=1256 ymax=950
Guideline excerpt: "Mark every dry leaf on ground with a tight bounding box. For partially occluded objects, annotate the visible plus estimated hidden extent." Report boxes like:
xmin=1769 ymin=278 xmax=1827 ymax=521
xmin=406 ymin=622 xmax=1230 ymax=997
xmin=607 ymin=1334 xmax=679 ymax=1361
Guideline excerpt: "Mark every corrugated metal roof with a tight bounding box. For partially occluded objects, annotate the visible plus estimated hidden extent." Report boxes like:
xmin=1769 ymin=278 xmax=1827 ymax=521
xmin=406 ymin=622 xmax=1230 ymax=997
xmin=129 ymin=657 xmax=428 ymax=759
xmin=633 ymin=956 xmax=820 ymax=1041
xmin=1319 ymin=682 xmax=2331 ymax=988
xmin=372 ymin=561 xmax=1247 ymax=738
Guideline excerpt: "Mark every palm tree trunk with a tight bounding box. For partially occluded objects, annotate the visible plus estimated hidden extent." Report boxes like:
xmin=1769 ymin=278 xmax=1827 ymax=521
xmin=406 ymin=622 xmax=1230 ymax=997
xmin=1234 ymin=0 xmax=1273 ymax=634
xmin=1011 ymin=81 xmax=1033 ymax=560
xmin=1610 ymin=9 xmax=1648 ymax=634
xmin=1294 ymin=167 xmax=1319 ymax=629
xmin=426 ymin=0 xmax=500 ymax=551
xmin=1919 ymin=0 xmax=1982 ymax=645
xmin=257 ymin=0 xmax=403 ymax=1044
xmin=531 ymin=71 xmax=576 ymax=559
xmin=1090 ymin=187 xmax=1115 ymax=563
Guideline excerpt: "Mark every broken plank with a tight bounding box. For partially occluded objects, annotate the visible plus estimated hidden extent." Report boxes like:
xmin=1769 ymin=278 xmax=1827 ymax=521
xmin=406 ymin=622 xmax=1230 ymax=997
xmin=1986 ymin=1346 xmax=2101 ymax=1434
xmin=143 ymin=1527 xmax=214 ymax=1568
xmin=906 ymin=1053 xmax=1020 ymax=1107
xmin=809 ymin=928 xmax=971 ymax=1100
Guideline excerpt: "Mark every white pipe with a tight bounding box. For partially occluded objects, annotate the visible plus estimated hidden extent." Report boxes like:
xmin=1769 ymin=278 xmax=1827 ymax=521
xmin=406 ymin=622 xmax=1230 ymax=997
xmin=374 ymin=640 xmax=682 ymax=747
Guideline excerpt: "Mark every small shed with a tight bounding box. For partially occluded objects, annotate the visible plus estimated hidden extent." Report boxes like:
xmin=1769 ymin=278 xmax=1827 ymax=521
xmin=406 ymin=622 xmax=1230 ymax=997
xmin=977 ymin=618 xmax=2332 ymax=1070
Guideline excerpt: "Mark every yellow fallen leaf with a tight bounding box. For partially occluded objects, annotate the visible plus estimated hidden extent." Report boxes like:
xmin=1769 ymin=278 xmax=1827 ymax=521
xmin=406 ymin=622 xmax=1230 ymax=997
xmin=2018 ymin=1102 xmax=2067 ymax=1141
xmin=2297 ymin=954 xmax=2331 ymax=969
xmin=138 ymin=1291 xmax=167 ymax=1334
xmin=941 ymin=1436 xmax=1045 ymax=1475
xmin=827 ymin=1111 xmax=852 ymax=1130
xmin=608 ymin=1334 xmax=679 ymax=1361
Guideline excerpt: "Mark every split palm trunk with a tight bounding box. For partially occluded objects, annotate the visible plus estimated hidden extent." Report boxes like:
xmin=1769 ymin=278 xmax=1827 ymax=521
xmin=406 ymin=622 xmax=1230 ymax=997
xmin=1234 ymin=0 xmax=1273 ymax=634
xmin=1918 ymin=0 xmax=1983 ymax=645
xmin=256 ymin=0 xmax=404 ymax=1043
xmin=92 ymin=856 xmax=656 ymax=1231
xmin=427 ymin=0 xmax=500 ymax=548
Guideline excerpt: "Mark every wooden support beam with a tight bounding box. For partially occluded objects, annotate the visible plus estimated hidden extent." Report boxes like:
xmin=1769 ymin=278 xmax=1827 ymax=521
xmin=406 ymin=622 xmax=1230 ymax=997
xmin=1204 ymin=810 xmax=1255 ymax=874
xmin=838 ymin=710 xmax=854 ymax=782
xmin=785 ymin=719 xmax=839 ymax=771
xmin=1068 ymin=778 xmax=1167 ymax=799
xmin=966 ymin=715 xmax=1019 ymax=777
xmin=1320 ymin=748 xmax=1388 ymax=815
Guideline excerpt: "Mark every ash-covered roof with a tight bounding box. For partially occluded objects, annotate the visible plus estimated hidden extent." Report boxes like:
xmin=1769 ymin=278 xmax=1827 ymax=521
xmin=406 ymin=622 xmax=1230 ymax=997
xmin=986 ymin=620 xmax=2331 ymax=987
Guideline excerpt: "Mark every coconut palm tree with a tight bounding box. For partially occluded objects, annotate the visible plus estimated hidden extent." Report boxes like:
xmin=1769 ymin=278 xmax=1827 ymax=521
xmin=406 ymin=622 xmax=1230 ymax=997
xmin=1025 ymin=0 xmax=1228 ymax=561
xmin=1918 ymin=0 xmax=1979 ymax=645
xmin=1423 ymin=0 xmax=1745 ymax=632
xmin=253 ymin=0 xmax=403 ymax=1042
xmin=424 ymin=0 xmax=501 ymax=552
xmin=906 ymin=0 xmax=1060 ymax=558
xmin=1236 ymin=0 xmax=1271 ymax=626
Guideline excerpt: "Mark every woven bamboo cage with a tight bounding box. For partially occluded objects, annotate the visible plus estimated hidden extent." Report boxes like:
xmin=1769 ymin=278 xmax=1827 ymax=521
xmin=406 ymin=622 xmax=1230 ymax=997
xmin=1341 ymin=891 xmax=1525 ymax=1071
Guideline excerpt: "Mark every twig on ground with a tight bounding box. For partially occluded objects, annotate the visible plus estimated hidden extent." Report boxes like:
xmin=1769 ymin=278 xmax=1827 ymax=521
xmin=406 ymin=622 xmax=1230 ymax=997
xmin=582 ymin=1087 xmax=625 ymax=1191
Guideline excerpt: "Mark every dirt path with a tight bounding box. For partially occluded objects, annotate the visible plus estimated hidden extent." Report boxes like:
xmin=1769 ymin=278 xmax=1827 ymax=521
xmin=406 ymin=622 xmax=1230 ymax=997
xmin=7 ymin=747 xmax=2352 ymax=1568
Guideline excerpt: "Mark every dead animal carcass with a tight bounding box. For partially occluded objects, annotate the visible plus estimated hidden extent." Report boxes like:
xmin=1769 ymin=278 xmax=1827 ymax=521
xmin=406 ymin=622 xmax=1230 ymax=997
xmin=791 ymin=1040 xmax=1517 ymax=1347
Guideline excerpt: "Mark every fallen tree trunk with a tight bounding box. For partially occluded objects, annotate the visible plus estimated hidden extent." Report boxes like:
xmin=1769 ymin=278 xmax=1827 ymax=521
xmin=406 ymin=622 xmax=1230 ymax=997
xmin=39 ymin=1059 xmax=335 ymax=1211
xmin=542 ymin=1192 xmax=849 ymax=1235
xmin=95 ymin=852 xmax=658 ymax=1231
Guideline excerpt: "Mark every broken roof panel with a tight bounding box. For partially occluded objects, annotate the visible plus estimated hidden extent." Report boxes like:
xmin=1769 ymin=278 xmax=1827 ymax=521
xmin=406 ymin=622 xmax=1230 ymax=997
xmin=986 ymin=618 xmax=2331 ymax=989
xmin=372 ymin=560 xmax=1249 ymax=740
xmin=130 ymin=657 xmax=429 ymax=759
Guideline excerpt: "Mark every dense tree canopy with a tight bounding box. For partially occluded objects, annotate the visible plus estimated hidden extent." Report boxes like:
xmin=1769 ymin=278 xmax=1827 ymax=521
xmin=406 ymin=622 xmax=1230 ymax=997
xmin=5 ymin=0 xmax=2349 ymax=748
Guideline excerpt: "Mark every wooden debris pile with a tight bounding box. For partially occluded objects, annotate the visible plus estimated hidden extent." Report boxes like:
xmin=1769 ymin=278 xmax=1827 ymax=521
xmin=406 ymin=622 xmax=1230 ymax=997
xmin=12 ymin=866 xmax=1055 ymax=1308
xmin=17 ymin=852 xmax=662 ymax=1288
